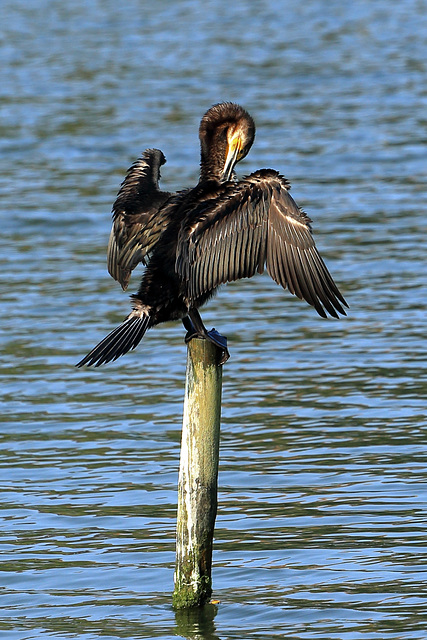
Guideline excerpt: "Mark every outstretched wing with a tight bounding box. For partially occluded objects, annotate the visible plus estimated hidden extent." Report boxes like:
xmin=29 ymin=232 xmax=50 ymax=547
xmin=107 ymin=148 xmax=172 ymax=290
xmin=176 ymin=169 xmax=347 ymax=318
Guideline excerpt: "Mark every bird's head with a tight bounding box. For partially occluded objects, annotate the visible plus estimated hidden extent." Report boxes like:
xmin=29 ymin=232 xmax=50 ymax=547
xmin=199 ymin=102 xmax=255 ymax=182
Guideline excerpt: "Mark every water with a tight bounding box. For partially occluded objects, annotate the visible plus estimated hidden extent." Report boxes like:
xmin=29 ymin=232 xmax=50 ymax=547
xmin=2 ymin=0 xmax=427 ymax=638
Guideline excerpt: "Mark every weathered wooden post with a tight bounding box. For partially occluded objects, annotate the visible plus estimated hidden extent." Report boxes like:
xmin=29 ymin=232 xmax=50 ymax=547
xmin=173 ymin=337 xmax=223 ymax=609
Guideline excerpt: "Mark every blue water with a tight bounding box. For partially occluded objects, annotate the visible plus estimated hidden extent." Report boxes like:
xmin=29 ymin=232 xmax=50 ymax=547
xmin=2 ymin=0 xmax=427 ymax=638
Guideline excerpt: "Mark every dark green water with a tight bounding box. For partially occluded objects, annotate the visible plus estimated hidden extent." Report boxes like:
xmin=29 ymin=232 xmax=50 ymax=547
xmin=2 ymin=1 xmax=427 ymax=638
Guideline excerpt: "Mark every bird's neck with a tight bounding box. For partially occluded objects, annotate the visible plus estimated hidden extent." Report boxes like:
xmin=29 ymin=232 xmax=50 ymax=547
xmin=199 ymin=135 xmax=227 ymax=183
xmin=199 ymin=158 xmax=222 ymax=183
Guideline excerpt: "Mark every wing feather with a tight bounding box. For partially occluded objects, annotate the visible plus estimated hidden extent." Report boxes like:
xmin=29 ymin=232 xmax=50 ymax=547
xmin=282 ymin=241 xmax=297 ymax=296
xmin=306 ymin=254 xmax=340 ymax=318
xmin=107 ymin=149 xmax=172 ymax=290
xmin=176 ymin=169 xmax=347 ymax=318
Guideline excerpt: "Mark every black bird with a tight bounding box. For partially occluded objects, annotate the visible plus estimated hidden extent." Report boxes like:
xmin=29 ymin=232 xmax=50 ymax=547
xmin=77 ymin=102 xmax=347 ymax=367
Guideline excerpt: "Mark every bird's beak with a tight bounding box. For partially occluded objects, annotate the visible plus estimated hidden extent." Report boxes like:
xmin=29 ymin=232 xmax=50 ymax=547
xmin=221 ymin=134 xmax=243 ymax=182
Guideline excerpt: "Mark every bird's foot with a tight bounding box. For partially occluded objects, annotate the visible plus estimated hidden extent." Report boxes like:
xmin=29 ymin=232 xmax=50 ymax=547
xmin=207 ymin=328 xmax=230 ymax=364
xmin=184 ymin=327 xmax=230 ymax=365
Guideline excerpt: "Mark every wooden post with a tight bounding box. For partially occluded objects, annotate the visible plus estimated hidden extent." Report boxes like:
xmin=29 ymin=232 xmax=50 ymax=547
xmin=173 ymin=338 xmax=223 ymax=609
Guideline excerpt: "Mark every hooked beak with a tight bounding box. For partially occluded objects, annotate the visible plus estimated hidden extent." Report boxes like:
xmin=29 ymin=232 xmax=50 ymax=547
xmin=221 ymin=134 xmax=243 ymax=182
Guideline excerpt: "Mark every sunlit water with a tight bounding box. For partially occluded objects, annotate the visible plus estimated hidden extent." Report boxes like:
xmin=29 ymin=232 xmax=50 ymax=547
xmin=2 ymin=0 xmax=427 ymax=638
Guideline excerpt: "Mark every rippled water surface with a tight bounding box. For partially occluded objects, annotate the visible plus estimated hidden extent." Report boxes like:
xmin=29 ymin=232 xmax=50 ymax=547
xmin=2 ymin=0 xmax=427 ymax=638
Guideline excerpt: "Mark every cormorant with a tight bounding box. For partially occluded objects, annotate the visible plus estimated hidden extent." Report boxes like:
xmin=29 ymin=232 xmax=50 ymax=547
xmin=77 ymin=102 xmax=347 ymax=367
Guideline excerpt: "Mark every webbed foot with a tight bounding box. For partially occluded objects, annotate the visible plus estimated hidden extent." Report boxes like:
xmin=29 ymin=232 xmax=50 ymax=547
xmin=206 ymin=328 xmax=230 ymax=365
xmin=182 ymin=316 xmax=229 ymax=364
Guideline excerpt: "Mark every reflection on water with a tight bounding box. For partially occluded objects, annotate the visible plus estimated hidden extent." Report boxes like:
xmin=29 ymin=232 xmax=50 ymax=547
xmin=2 ymin=0 xmax=427 ymax=638
xmin=175 ymin=606 xmax=221 ymax=640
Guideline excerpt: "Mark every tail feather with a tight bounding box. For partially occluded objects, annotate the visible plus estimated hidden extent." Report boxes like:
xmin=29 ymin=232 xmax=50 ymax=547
xmin=76 ymin=314 xmax=150 ymax=367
